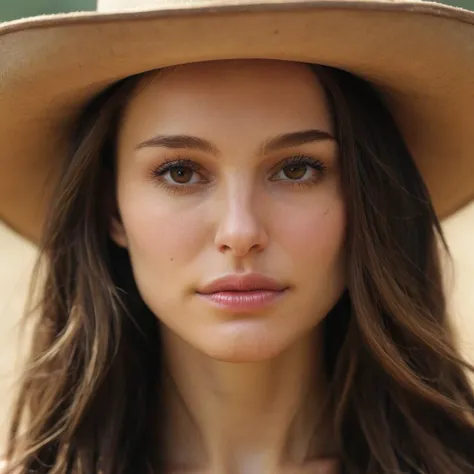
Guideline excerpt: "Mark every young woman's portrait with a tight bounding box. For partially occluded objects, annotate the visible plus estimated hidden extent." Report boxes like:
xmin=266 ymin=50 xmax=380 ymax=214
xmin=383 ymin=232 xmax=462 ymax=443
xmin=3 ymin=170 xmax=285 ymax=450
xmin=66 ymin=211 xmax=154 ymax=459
xmin=0 ymin=0 xmax=473 ymax=473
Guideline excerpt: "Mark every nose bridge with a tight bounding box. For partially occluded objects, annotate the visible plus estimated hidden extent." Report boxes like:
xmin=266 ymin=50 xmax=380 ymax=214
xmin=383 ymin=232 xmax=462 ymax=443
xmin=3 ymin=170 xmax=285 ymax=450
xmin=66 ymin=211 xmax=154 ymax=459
xmin=214 ymin=176 xmax=268 ymax=256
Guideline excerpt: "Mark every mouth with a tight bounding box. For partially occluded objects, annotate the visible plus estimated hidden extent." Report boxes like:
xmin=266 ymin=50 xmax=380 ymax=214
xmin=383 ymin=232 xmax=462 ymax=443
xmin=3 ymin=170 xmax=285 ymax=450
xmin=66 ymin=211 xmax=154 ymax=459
xmin=196 ymin=273 xmax=289 ymax=313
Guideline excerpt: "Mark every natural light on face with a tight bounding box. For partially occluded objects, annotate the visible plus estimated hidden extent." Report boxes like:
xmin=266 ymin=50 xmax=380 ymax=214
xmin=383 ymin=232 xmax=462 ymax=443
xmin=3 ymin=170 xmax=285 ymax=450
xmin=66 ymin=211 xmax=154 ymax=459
xmin=111 ymin=59 xmax=347 ymax=362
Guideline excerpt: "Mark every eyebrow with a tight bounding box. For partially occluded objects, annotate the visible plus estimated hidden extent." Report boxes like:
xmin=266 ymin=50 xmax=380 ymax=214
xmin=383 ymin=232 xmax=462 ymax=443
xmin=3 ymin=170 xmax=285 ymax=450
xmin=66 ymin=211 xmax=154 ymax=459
xmin=135 ymin=129 xmax=336 ymax=155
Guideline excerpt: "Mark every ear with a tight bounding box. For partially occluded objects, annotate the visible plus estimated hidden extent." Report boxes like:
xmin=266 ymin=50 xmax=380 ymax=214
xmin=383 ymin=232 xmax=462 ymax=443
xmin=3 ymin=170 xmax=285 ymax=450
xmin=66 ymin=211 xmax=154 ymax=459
xmin=102 ymin=168 xmax=128 ymax=248
xmin=110 ymin=215 xmax=128 ymax=249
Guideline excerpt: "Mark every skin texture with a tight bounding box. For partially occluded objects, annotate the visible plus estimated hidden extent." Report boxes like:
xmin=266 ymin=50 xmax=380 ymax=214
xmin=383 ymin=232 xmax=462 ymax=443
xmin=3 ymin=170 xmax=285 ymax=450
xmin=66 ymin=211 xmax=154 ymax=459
xmin=111 ymin=59 xmax=346 ymax=473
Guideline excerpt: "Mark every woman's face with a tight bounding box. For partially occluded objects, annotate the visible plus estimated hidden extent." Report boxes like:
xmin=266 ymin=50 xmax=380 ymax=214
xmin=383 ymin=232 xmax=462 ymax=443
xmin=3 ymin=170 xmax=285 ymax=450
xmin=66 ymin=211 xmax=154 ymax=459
xmin=112 ymin=60 xmax=346 ymax=362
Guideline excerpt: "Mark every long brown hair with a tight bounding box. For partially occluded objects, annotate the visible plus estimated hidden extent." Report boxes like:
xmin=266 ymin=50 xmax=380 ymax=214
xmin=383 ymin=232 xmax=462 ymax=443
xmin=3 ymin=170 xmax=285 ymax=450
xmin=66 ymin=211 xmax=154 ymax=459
xmin=5 ymin=65 xmax=474 ymax=474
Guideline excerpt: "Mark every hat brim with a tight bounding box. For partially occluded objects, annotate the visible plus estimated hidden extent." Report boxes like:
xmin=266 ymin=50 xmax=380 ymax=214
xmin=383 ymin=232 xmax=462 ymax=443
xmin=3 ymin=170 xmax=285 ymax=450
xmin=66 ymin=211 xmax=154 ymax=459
xmin=1 ymin=0 xmax=473 ymax=243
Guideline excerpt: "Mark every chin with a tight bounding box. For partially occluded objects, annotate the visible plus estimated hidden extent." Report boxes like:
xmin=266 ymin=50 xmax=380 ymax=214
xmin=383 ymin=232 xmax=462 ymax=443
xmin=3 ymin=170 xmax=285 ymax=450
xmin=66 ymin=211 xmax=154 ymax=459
xmin=196 ymin=322 xmax=294 ymax=363
xmin=204 ymin=347 xmax=283 ymax=363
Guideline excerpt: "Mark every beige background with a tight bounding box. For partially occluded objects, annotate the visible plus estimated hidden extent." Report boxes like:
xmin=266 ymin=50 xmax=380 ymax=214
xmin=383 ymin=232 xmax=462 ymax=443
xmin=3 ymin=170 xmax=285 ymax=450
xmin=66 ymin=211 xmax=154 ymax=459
xmin=0 ymin=224 xmax=36 ymax=452
xmin=442 ymin=202 xmax=474 ymax=365
xmin=1 ymin=201 xmax=473 ymax=453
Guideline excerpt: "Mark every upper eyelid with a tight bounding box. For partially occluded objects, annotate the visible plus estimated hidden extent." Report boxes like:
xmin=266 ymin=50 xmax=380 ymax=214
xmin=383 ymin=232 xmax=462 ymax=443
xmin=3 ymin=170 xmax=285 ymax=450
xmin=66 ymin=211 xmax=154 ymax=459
xmin=268 ymin=154 xmax=327 ymax=173
xmin=158 ymin=153 xmax=324 ymax=167
xmin=154 ymin=158 xmax=201 ymax=174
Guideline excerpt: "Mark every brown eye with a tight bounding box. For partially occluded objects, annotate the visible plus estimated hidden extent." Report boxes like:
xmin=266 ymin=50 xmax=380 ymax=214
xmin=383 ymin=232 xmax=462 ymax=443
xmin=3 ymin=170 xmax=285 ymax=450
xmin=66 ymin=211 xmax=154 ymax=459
xmin=170 ymin=166 xmax=194 ymax=184
xmin=151 ymin=159 xmax=205 ymax=188
xmin=282 ymin=164 xmax=308 ymax=180
xmin=270 ymin=155 xmax=327 ymax=184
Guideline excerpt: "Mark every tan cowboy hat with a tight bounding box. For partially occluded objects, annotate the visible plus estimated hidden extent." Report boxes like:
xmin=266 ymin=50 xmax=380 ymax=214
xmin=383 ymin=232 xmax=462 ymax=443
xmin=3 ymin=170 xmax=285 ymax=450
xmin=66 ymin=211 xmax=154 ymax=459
xmin=0 ymin=0 xmax=473 ymax=243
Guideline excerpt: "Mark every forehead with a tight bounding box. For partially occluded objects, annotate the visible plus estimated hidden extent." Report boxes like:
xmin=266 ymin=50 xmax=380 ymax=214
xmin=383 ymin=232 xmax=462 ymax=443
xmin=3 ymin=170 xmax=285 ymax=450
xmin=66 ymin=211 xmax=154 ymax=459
xmin=119 ymin=59 xmax=333 ymax=143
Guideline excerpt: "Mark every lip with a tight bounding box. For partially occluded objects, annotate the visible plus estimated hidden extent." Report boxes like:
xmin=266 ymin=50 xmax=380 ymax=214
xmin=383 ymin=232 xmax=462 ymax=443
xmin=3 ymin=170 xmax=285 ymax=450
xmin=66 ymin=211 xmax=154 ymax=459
xmin=196 ymin=273 xmax=288 ymax=312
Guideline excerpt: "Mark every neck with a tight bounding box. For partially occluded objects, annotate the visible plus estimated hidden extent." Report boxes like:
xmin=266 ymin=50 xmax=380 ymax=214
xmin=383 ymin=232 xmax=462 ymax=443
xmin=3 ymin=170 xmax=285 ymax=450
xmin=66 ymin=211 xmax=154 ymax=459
xmin=158 ymin=327 xmax=339 ymax=474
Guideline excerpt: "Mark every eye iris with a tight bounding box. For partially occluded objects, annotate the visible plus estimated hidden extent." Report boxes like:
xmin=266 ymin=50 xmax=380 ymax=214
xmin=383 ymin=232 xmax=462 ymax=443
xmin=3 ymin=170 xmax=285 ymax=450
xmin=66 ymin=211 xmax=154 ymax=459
xmin=170 ymin=167 xmax=193 ymax=184
xmin=283 ymin=164 xmax=307 ymax=180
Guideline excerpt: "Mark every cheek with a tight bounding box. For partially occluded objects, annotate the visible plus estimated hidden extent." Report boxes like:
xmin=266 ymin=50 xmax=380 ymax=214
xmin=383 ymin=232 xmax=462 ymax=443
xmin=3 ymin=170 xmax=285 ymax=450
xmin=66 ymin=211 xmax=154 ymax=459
xmin=273 ymin=197 xmax=347 ymax=329
xmin=117 ymin=189 xmax=207 ymax=273
xmin=275 ymin=198 xmax=346 ymax=276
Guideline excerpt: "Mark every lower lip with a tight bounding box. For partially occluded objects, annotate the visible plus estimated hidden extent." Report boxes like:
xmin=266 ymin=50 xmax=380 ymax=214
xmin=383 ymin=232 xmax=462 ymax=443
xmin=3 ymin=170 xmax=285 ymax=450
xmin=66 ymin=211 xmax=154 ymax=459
xmin=198 ymin=290 xmax=286 ymax=312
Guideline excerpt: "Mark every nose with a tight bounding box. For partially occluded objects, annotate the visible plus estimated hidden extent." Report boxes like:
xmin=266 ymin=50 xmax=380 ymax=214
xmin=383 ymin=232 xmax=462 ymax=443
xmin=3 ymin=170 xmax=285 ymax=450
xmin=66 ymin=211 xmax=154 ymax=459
xmin=214 ymin=188 xmax=269 ymax=258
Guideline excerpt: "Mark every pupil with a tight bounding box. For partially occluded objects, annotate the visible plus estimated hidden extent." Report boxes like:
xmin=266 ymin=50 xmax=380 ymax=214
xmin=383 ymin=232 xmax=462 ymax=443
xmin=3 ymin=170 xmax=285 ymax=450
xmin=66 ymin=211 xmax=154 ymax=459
xmin=284 ymin=164 xmax=306 ymax=180
xmin=171 ymin=167 xmax=192 ymax=184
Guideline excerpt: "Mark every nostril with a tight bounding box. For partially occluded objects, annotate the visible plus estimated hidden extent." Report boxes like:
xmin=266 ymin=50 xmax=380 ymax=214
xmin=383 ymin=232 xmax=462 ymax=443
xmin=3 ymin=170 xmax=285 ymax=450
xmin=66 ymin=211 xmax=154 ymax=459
xmin=214 ymin=215 xmax=269 ymax=256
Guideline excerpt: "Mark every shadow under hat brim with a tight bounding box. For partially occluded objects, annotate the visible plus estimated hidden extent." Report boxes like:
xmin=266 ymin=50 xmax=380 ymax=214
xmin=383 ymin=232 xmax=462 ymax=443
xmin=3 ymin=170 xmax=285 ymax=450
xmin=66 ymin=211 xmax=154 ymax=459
xmin=0 ymin=0 xmax=473 ymax=243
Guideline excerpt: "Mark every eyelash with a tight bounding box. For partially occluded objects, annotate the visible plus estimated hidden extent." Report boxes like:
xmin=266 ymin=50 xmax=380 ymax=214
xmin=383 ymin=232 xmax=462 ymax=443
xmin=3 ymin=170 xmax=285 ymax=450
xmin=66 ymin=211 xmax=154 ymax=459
xmin=152 ymin=158 xmax=201 ymax=178
xmin=149 ymin=158 xmax=203 ymax=194
xmin=148 ymin=154 xmax=328 ymax=193
xmin=271 ymin=154 xmax=328 ymax=184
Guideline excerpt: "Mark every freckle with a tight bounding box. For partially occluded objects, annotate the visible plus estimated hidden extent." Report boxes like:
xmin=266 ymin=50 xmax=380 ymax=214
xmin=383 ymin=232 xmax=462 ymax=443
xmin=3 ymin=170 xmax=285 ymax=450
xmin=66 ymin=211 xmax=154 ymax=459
xmin=170 ymin=257 xmax=174 ymax=262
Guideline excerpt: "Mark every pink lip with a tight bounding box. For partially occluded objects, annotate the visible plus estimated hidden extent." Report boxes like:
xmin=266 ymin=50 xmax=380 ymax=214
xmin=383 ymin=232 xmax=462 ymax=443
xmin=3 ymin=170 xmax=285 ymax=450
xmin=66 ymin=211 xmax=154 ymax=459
xmin=196 ymin=273 xmax=288 ymax=312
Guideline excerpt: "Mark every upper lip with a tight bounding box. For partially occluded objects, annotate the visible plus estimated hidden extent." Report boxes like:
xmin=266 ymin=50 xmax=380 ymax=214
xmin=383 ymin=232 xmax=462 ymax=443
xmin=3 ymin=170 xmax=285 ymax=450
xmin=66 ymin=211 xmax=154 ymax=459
xmin=197 ymin=273 xmax=288 ymax=294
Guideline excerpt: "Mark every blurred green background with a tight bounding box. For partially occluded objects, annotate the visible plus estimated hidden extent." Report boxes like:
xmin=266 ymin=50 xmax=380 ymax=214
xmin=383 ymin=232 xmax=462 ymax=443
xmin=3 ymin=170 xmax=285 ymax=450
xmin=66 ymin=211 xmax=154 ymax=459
xmin=0 ymin=0 xmax=472 ymax=21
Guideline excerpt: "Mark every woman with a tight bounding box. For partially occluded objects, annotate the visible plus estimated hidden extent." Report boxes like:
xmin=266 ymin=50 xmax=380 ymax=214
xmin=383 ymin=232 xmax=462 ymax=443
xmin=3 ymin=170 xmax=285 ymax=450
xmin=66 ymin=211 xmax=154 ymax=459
xmin=1 ymin=1 xmax=474 ymax=473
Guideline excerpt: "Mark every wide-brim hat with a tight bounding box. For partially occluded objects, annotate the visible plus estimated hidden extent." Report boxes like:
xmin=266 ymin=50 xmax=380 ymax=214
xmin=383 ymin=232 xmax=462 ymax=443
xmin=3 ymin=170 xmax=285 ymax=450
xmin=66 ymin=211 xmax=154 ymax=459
xmin=0 ymin=0 xmax=473 ymax=243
